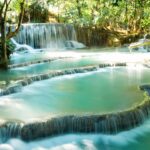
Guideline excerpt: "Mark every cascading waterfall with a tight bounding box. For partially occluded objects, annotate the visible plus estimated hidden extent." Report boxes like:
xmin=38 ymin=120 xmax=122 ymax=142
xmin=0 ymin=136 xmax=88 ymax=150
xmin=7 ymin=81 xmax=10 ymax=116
xmin=14 ymin=23 xmax=78 ymax=49
xmin=0 ymin=95 xmax=149 ymax=142
xmin=0 ymin=122 xmax=22 ymax=143
xmin=20 ymin=99 xmax=150 ymax=141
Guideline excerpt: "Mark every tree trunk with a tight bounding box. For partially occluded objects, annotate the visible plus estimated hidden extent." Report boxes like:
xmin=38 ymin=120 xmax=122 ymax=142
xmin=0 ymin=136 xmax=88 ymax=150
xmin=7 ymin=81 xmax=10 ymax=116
xmin=0 ymin=17 xmax=8 ymax=69
xmin=0 ymin=0 xmax=25 ymax=69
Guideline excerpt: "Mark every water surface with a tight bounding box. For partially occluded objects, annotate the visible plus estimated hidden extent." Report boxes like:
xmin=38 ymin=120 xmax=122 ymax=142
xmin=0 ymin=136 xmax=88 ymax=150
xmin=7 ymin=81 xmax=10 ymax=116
xmin=0 ymin=67 xmax=148 ymax=122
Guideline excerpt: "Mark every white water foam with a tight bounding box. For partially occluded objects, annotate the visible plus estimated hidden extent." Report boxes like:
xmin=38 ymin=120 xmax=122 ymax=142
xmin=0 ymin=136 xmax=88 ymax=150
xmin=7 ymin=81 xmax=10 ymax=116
xmin=11 ymin=38 xmax=35 ymax=53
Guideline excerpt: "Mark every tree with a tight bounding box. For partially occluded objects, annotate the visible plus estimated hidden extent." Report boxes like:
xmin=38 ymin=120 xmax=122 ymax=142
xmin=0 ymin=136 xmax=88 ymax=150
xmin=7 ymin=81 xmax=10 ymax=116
xmin=0 ymin=0 xmax=25 ymax=69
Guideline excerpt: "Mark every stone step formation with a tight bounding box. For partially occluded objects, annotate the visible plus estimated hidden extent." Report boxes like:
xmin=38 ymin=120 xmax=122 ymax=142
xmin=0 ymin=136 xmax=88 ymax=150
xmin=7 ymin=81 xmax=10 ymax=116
xmin=0 ymin=92 xmax=149 ymax=142
xmin=0 ymin=62 xmax=126 ymax=96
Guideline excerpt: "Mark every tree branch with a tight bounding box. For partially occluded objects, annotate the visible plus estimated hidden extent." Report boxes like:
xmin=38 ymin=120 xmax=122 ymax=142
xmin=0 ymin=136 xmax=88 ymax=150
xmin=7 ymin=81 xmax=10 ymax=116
xmin=0 ymin=0 xmax=7 ymax=15
xmin=4 ymin=0 xmax=11 ymax=21
xmin=6 ymin=0 xmax=25 ymax=39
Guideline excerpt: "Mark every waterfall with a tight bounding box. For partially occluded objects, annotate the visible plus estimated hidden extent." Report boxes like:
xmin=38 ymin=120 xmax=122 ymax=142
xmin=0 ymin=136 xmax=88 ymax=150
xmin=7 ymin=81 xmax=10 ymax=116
xmin=11 ymin=38 xmax=34 ymax=52
xmin=129 ymin=34 xmax=150 ymax=52
xmin=21 ymin=102 xmax=149 ymax=141
xmin=0 ymin=97 xmax=149 ymax=142
xmin=14 ymin=23 xmax=79 ymax=49
xmin=0 ymin=122 xmax=22 ymax=143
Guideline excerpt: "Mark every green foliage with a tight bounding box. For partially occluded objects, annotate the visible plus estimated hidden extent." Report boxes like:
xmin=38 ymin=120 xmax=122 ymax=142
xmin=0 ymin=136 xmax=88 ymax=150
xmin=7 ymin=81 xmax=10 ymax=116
xmin=6 ymin=0 xmax=148 ymax=32
xmin=0 ymin=40 xmax=16 ymax=61
xmin=11 ymin=0 xmax=24 ymax=12
xmin=2 ymin=0 xmax=150 ymax=32
xmin=27 ymin=1 xmax=49 ymax=22
xmin=45 ymin=0 xmax=150 ymax=32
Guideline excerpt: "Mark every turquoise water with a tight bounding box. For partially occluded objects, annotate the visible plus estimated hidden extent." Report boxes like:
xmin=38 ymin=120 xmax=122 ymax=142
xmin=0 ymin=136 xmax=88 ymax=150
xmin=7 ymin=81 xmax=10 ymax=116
xmin=0 ymin=67 xmax=149 ymax=122
xmin=1 ymin=51 xmax=150 ymax=85
xmin=0 ymin=57 xmax=108 ymax=83
xmin=9 ymin=47 xmax=128 ymax=64
xmin=0 ymin=49 xmax=150 ymax=149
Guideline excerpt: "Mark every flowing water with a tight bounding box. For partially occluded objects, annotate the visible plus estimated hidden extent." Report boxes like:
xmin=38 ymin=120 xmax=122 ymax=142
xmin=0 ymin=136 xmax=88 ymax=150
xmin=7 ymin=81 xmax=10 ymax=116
xmin=0 ymin=50 xmax=147 ymax=87
xmin=0 ymin=66 xmax=149 ymax=122
xmin=129 ymin=34 xmax=150 ymax=52
xmin=2 ymin=118 xmax=150 ymax=150
xmin=14 ymin=23 xmax=77 ymax=49
xmin=1 ymin=23 xmax=150 ymax=149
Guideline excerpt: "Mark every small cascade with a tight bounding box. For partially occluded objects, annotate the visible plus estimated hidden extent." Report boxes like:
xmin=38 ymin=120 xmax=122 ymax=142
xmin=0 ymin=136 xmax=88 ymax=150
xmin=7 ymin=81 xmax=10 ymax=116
xmin=14 ymin=23 xmax=78 ymax=49
xmin=0 ymin=84 xmax=21 ymax=96
xmin=0 ymin=63 xmax=126 ymax=97
xmin=11 ymin=38 xmax=34 ymax=53
xmin=8 ymin=56 xmax=73 ymax=69
xmin=0 ymin=80 xmax=149 ymax=142
xmin=20 ymin=98 xmax=150 ymax=141
xmin=0 ymin=96 xmax=149 ymax=142
xmin=0 ymin=122 xmax=22 ymax=143
xmin=129 ymin=34 xmax=150 ymax=52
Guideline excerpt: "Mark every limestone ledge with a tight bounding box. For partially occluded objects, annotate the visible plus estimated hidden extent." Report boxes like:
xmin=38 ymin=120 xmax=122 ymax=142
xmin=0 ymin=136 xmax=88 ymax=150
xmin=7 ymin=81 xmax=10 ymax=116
xmin=0 ymin=95 xmax=149 ymax=142
xmin=0 ymin=63 xmax=126 ymax=96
